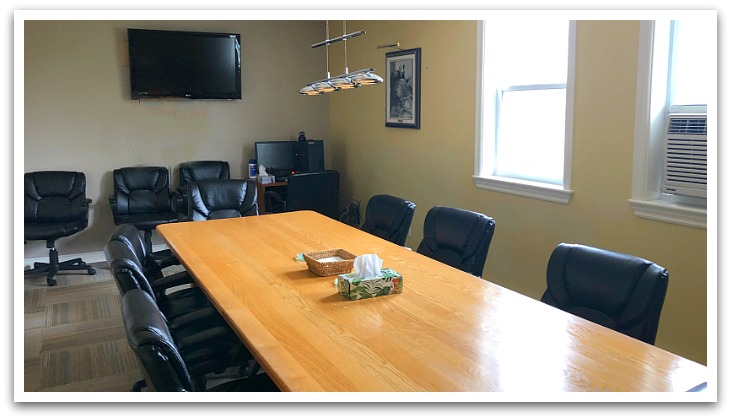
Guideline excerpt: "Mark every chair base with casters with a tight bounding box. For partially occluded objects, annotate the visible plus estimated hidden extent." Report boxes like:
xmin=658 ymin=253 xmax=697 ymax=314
xmin=25 ymin=239 xmax=96 ymax=286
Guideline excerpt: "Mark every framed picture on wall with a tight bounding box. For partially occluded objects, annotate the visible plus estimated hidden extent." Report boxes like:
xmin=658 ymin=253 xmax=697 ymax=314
xmin=385 ymin=48 xmax=421 ymax=129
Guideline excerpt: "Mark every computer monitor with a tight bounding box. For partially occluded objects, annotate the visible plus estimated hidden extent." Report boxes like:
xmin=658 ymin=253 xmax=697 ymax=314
xmin=255 ymin=141 xmax=296 ymax=179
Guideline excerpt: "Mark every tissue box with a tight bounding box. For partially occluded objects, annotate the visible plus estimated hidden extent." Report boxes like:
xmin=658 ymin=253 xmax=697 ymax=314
xmin=337 ymin=268 xmax=403 ymax=301
xmin=257 ymin=175 xmax=275 ymax=184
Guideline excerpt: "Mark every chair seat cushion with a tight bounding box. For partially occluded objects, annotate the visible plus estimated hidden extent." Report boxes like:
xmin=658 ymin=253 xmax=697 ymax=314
xmin=115 ymin=213 xmax=178 ymax=230
xmin=25 ymin=221 xmax=86 ymax=241
xmin=157 ymin=287 xmax=212 ymax=320
xmin=208 ymin=209 xmax=244 ymax=219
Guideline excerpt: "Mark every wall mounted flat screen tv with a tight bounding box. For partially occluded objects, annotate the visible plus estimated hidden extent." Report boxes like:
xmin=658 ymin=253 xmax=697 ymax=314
xmin=128 ymin=28 xmax=241 ymax=100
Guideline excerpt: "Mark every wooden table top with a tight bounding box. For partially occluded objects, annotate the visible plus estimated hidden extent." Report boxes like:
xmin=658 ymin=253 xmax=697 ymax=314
xmin=157 ymin=210 xmax=708 ymax=393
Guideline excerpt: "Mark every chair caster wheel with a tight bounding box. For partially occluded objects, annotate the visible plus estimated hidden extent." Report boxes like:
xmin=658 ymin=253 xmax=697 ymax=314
xmin=46 ymin=277 xmax=57 ymax=286
xmin=131 ymin=379 xmax=147 ymax=392
xmin=88 ymin=268 xmax=96 ymax=275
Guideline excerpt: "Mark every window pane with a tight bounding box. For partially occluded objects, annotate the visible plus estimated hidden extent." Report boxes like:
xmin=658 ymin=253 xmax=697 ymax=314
xmin=495 ymin=89 xmax=566 ymax=184
xmin=485 ymin=19 xmax=569 ymax=86
xmin=671 ymin=19 xmax=714 ymax=106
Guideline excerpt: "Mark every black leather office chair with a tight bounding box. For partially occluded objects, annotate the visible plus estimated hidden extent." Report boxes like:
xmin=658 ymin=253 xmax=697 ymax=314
xmin=109 ymin=166 xmax=179 ymax=256
xmin=105 ymin=237 xmax=256 ymax=387
xmin=122 ymin=289 xmax=277 ymax=392
xmin=361 ymin=194 xmax=416 ymax=247
xmin=177 ymin=161 xmax=230 ymax=217
xmin=265 ymin=170 xmax=339 ymax=218
xmin=108 ymin=223 xmax=189 ymax=289
xmin=416 ymin=206 xmax=496 ymax=277
xmin=541 ymin=243 xmax=669 ymax=345
xmin=104 ymin=238 xmax=211 ymax=322
xmin=24 ymin=171 xmax=96 ymax=286
xmin=187 ymin=179 xmax=258 ymax=221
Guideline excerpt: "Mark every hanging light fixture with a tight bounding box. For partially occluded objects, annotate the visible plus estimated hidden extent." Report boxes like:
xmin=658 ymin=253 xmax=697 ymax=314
xmin=300 ymin=21 xmax=382 ymax=95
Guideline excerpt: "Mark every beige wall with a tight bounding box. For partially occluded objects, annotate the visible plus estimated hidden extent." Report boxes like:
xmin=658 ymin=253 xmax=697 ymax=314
xmin=23 ymin=20 xmax=330 ymax=257
xmin=23 ymin=19 xmax=709 ymax=365
xmin=328 ymin=20 xmax=708 ymax=365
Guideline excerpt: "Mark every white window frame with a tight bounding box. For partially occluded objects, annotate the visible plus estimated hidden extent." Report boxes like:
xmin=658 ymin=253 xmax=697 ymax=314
xmin=630 ymin=20 xmax=710 ymax=229
xmin=473 ymin=20 xmax=576 ymax=204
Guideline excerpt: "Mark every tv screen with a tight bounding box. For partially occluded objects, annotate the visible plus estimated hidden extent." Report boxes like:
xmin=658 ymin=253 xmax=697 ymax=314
xmin=255 ymin=141 xmax=296 ymax=176
xmin=128 ymin=28 xmax=241 ymax=100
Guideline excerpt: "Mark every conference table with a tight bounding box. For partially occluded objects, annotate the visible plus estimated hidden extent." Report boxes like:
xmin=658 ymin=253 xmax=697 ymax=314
xmin=157 ymin=210 xmax=708 ymax=393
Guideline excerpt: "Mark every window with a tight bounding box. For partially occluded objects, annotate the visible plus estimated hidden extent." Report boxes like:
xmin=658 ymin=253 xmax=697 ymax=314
xmin=630 ymin=17 xmax=715 ymax=229
xmin=474 ymin=19 xmax=575 ymax=204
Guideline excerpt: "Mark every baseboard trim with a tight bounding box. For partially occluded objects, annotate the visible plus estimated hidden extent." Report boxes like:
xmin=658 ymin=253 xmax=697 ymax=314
xmin=23 ymin=245 xmax=170 ymax=269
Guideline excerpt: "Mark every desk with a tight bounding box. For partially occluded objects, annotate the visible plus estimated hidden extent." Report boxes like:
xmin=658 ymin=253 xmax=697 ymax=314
xmin=158 ymin=211 xmax=708 ymax=392
xmin=255 ymin=180 xmax=286 ymax=213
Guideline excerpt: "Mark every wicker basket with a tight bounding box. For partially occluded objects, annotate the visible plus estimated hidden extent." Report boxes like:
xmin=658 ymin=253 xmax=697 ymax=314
xmin=303 ymin=249 xmax=356 ymax=277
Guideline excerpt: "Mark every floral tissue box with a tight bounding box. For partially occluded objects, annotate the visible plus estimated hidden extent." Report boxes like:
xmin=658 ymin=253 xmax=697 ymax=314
xmin=337 ymin=268 xmax=403 ymax=301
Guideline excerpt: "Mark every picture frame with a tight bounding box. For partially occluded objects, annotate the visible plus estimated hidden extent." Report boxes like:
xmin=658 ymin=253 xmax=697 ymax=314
xmin=385 ymin=48 xmax=421 ymax=129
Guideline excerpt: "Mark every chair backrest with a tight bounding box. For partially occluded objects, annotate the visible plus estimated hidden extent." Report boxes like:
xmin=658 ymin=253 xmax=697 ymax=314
xmin=541 ymin=243 xmax=669 ymax=345
xmin=178 ymin=160 xmax=230 ymax=190
xmin=416 ymin=206 xmax=496 ymax=277
xmin=285 ymin=170 xmax=339 ymax=218
xmin=25 ymin=171 xmax=88 ymax=224
xmin=188 ymin=179 xmax=258 ymax=221
xmin=108 ymin=223 xmax=164 ymax=279
xmin=121 ymin=289 xmax=193 ymax=392
xmin=361 ymin=194 xmax=416 ymax=246
xmin=104 ymin=238 xmax=157 ymax=300
xmin=112 ymin=166 xmax=173 ymax=217
xmin=177 ymin=161 xmax=231 ymax=216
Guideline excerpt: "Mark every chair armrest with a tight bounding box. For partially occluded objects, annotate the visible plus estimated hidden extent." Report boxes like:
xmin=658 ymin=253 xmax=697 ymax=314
xmin=168 ymin=306 xmax=225 ymax=332
xmin=108 ymin=195 xmax=119 ymax=221
xmin=151 ymin=270 xmax=194 ymax=291
xmin=171 ymin=191 xmax=184 ymax=219
xmin=174 ymin=325 xmax=232 ymax=350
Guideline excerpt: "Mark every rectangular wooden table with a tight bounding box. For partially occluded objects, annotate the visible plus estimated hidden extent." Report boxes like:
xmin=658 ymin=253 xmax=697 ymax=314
xmin=157 ymin=210 xmax=708 ymax=393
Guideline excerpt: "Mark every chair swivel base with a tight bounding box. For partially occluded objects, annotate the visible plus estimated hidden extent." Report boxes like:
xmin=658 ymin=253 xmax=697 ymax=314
xmin=25 ymin=249 xmax=96 ymax=286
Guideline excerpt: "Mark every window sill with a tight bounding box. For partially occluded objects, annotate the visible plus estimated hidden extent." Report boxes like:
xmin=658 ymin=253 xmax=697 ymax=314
xmin=628 ymin=199 xmax=706 ymax=229
xmin=473 ymin=175 xmax=573 ymax=204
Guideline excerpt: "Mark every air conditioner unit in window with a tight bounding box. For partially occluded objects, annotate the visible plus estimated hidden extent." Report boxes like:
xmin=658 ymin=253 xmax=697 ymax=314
xmin=662 ymin=114 xmax=707 ymax=198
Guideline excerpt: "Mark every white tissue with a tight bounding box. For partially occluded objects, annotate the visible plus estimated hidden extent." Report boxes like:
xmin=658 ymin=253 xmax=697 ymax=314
xmin=259 ymin=165 xmax=269 ymax=176
xmin=354 ymin=254 xmax=383 ymax=278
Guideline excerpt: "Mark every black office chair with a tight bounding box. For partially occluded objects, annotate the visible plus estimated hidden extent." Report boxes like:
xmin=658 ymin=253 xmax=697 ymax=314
xmin=540 ymin=243 xmax=669 ymax=345
xmin=122 ymin=289 xmax=276 ymax=392
xmin=416 ymin=206 xmax=496 ymax=277
xmin=108 ymin=223 xmax=190 ymax=289
xmin=104 ymin=238 xmax=211 ymax=323
xmin=24 ymin=171 xmax=96 ymax=286
xmin=105 ymin=237 xmax=256 ymax=387
xmin=265 ymin=170 xmax=339 ymax=218
xmin=177 ymin=160 xmax=230 ymax=217
xmin=361 ymin=194 xmax=416 ymax=247
xmin=108 ymin=166 xmax=179 ymax=256
xmin=187 ymin=179 xmax=258 ymax=221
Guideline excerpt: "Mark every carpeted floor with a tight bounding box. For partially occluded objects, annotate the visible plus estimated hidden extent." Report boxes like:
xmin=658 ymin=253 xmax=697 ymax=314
xmin=23 ymin=262 xmax=143 ymax=392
